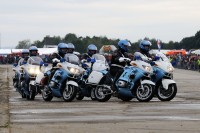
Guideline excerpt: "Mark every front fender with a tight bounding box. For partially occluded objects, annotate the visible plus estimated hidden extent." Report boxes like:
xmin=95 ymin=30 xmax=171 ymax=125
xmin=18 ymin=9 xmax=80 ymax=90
xmin=29 ymin=80 xmax=35 ymax=86
xmin=141 ymin=80 xmax=155 ymax=86
xmin=67 ymin=81 xmax=78 ymax=87
xmin=162 ymin=79 xmax=176 ymax=90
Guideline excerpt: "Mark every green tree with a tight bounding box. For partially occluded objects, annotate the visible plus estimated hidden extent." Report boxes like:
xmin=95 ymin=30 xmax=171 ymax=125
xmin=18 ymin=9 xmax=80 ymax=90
xmin=15 ymin=39 xmax=31 ymax=49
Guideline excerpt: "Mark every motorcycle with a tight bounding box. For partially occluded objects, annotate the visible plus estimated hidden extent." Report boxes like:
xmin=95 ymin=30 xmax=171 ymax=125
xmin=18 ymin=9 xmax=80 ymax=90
xmin=150 ymin=51 xmax=177 ymax=101
xmin=114 ymin=56 xmax=155 ymax=102
xmin=12 ymin=58 xmax=27 ymax=98
xmin=77 ymin=54 xmax=112 ymax=102
xmin=30 ymin=61 xmax=50 ymax=97
xmin=20 ymin=56 xmax=44 ymax=100
xmin=42 ymin=53 xmax=84 ymax=102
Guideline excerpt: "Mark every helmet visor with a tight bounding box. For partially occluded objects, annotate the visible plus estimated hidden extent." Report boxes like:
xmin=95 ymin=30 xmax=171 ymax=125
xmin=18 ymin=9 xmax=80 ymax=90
xmin=31 ymin=50 xmax=37 ymax=54
xmin=89 ymin=50 xmax=96 ymax=55
xmin=61 ymin=48 xmax=67 ymax=53
xmin=144 ymin=45 xmax=150 ymax=51
xmin=67 ymin=48 xmax=74 ymax=53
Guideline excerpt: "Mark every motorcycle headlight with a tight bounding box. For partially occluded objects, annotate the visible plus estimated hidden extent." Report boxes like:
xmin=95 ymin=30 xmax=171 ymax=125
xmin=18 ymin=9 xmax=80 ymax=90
xmin=68 ymin=67 xmax=80 ymax=74
xmin=28 ymin=67 xmax=40 ymax=75
xmin=167 ymin=66 xmax=174 ymax=73
xmin=142 ymin=65 xmax=151 ymax=72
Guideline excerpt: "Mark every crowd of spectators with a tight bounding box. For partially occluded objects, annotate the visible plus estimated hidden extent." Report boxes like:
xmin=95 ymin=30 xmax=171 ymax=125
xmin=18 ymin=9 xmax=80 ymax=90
xmin=1 ymin=53 xmax=200 ymax=72
xmin=169 ymin=54 xmax=200 ymax=72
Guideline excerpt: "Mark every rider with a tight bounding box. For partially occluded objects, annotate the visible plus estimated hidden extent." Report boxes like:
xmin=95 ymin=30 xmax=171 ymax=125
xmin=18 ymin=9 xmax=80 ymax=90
xmin=81 ymin=44 xmax=98 ymax=69
xmin=134 ymin=39 xmax=151 ymax=58
xmin=18 ymin=49 xmax=29 ymax=66
xmin=44 ymin=43 xmax=68 ymax=84
xmin=110 ymin=39 xmax=131 ymax=79
xmin=82 ymin=44 xmax=97 ymax=59
xmin=29 ymin=46 xmax=39 ymax=57
xmin=13 ymin=49 xmax=29 ymax=90
xmin=66 ymin=43 xmax=75 ymax=54
xmin=51 ymin=43 xmax=68 ymax=67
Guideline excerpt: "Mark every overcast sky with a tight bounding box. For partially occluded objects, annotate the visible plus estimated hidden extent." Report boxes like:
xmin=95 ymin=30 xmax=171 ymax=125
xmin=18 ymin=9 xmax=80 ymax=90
xmin=0 ymin=0 xmax=200 ymax=48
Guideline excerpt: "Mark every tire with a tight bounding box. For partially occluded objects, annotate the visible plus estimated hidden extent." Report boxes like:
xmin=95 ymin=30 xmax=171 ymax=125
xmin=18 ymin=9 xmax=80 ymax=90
xmin=63 ymin=85 xmax=77 ymax=102
xmin=42 ymin=86 xmax=53 ymax=101
xmin=157 ymin=83 xmax=177 ymax=101
xmin=21 ymin=90 xmax=26 ymax=98
xmin=90 ymin=88 xmax=97 ymax=101
xmin=29 ymin=85 xmax=36 ymax=100
xmin=20 ymin=81 xmax=26 ymax=98
xmin=119 ymin=97 xmax=133 ymax=102
xmin=95 ymin=85 xmax=112 ymax=102
xmin=134 ymin=84 xmax=155 ymax=102
xmin=76 ymin=90 xmax=84 ymax=100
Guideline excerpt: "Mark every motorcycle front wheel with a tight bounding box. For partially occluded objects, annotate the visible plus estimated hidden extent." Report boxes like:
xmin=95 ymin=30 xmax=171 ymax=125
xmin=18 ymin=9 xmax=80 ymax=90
xmin=42 ymin=86 xmax=53 ymax=101
xmin=63 ymin=85 xmax=77 ymax=102
xmin=29 ymin=85 xmax=36 ymax=100
xmin=134 ymin=84 xmax=155 ymax=102
xmin=20 ymin=81 xmax=26 ymax=98
xmin=157 ymin=83 xmax=177 ymax=101
xmin=95 ymin=85 xmax=112 ymax=102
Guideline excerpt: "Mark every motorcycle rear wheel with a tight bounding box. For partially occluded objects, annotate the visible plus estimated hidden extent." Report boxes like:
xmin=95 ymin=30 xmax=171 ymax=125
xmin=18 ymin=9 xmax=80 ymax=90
xmin=42 ymin=86 xmax=53 ymax=101
xmin=95 ymin=85 xmax=112 ymax=102
xmin=76 ymin=89 xmax=84 ymax=100
xmin=90 ymin=88 xmax=97 ymax=101
xmin=157 ymin=83 xmax=177 ymax=101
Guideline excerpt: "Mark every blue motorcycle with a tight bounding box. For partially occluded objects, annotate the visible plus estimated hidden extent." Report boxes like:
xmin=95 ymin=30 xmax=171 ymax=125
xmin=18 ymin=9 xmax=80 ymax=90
xmin=115 ymin=58 xmax=155 ymax=102
xmin=97 ymin=56 xmax=155 ymax=102
xmin=42 ymin=54 xmax=84 ymax=102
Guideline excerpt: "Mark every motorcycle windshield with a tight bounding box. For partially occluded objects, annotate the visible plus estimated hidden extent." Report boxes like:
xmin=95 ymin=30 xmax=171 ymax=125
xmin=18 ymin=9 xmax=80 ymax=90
xmin=27 ymin=57 xmax=43 ymax=65
xmin=92 ymin=54 xmax=106 ymax=62
xmin=64 ymin=54 xmax=80 ymax=65
xmin=155 ymin=52 xmax=170 ymax=62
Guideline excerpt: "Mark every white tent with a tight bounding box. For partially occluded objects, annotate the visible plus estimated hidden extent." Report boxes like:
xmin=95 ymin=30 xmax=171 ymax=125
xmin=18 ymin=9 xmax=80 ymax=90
xmin=191 ymin=49 xmax=200 ymax=55
xmin=0 ymin=49 xmax=12 ymax=55
xmin=38 ymin=48 xmax=57 ymax=55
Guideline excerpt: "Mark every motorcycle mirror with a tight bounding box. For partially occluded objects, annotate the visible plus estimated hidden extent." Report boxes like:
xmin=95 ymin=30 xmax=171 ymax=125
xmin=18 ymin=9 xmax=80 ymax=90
xmin=87 ymin=58 xmax=91 ymax=62
xmin=13 ymin=63 xmax=18 ymax=67
xmin=154 ymin=56 xmax=160 ymax=61
xmin=44 ymin=63 xmax=48 ymax=67
xmin=22 ymin=61 xmax=27 ymax=65
xmin=60 ymin=58 xmax=65 ymax=63
xmin=40 ymin=61 xmax=44 ymax=66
